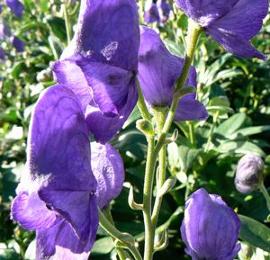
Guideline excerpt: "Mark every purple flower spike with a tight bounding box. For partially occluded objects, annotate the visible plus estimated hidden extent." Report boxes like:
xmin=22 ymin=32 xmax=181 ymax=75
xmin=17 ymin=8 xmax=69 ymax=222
xmin=144 ymin=1 xmax=160 ymax=24
xmin=54 ymin=0 xmax=140 ymax=143
xmin=91 ymin=142 xmax=125 ymax=209
xmin=12 ymin=36 xmax=25 ymax=52
xmin=11 ymin=85 xmax=98 ymax=259
xmin=5 ymin=0 xmax=24 ymax=18
xmin=175 ymin=0 xmax=268 ymax=59
xmin=138 ymin=26 xmax=208 ymax=122
xmin=181 ymin=188 xmax=241 ymax=260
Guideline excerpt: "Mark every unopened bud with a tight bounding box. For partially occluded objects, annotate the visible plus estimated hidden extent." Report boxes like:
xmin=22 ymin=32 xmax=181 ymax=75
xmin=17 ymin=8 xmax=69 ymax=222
xmin=235 ymin=154 xmax=264 ymax=194
xmin=136 ymin=119 xmax=154 ymax=137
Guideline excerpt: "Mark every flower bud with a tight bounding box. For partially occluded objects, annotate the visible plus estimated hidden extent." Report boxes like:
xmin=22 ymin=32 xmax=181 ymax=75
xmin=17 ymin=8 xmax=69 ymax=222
xmin=181 ymin=188 xmax=241 ymax=259
xmin=235 ymin=154 xmax=264 ymax=194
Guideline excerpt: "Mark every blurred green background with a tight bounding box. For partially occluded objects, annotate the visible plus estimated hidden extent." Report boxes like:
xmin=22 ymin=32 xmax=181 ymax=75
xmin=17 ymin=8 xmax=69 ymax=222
xmin=0 ymin=0 xmax=270 ymax=259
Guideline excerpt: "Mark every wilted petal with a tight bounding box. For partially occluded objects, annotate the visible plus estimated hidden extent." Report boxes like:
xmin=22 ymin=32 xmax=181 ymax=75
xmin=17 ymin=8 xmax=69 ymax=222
xmin=175 ymin=0 xmax=238 ymax=27
xmin=175 ymin=95 xmax=208 ymax=121
xmin=11 ymin=191 xmax=56 ymax=231
xmin=91 ymin=143 xmax=125 ymax=208
xmin=5 ymin=0 xmax=24 ymax=17
xmin=181 ymin=188 xmax=241 ymax=259
xmin=86 ymin=79 xmax=137 ymax=143
xmin=36 ymin=219 xmax=95 ymax=260
xmin=138 ymin=26 xmax=196 ymax=106
xmin=62 ymin=0 xmax=139 ymax=72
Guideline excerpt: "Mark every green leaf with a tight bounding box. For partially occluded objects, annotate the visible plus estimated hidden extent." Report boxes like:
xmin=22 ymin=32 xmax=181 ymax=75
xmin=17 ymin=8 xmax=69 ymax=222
xmin=216 ymin=113 xmax=247 ymax=137
xmin=239 ymin=215 xmax=270 ymax=252
xmin=231 ymin=126 xmax=270 ymax=139
xmin=92 ymin=237 xmax=115 ymax=255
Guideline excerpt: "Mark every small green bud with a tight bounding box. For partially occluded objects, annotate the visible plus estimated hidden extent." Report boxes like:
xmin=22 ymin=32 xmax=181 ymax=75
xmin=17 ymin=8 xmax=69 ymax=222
xmin=136 ymin=119 xmax=154 ymax=137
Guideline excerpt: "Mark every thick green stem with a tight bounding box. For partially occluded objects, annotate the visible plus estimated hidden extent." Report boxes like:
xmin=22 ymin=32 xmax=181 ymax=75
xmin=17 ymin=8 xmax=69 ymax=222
xmin=63 ymin=1 xmax=72 ymax=44
xmin=152 ymin=107 xmax=167 ymax=228
xmin=143 ymin=137 xmax=156 ymax=260
xmin=154 ymin=20 xmax=201 ymax=155
xmin=99 ymin=209 xmax=142 ymax=260
xmin=259 ymin=183 xmax=270 ymax=212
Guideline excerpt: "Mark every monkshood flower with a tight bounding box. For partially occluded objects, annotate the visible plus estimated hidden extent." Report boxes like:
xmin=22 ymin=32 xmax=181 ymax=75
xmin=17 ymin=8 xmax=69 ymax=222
xmin=235 ymin=154 xmax=264 ymax=194
xmin=53 ymin=0 xmax=140 ymax=143
xmin=12 ymin=36 xmax=24 ymax=52
xmin=181 ymin=188 xmax=241 ymax=260
xmin=0 ymin=22 xmax=11 ymax=40
xmin=91 ymin=142 xmax=125 ymax=209
xmin=144 ymin=0 xmax=171 ymax=24
xmin=5 ymin=0 xmax=24 ymax=18
xmin=144 ymin=1 xmax=160 ymax=23
xmin=138 ymin=27 xmax=208 ymax=121
xmin=11 ymin=85 xmax=99 ymax=259
xmin=175 ymin=0 xmax=268 ymax=59
xmin=0 ymin=46 xmax=5 ymax=60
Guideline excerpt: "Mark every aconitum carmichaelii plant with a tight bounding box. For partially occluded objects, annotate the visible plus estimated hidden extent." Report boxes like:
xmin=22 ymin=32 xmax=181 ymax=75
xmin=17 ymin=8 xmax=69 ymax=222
xmin=175 ymin=0 xmax=269 ymax=59
xmin=5 ymin=0 xmax=24 ymax=18
xmin=11 ymin=85 xmax=99 ymax=259
xmin=181 ymin=188 xmax=241 ymax=260
xmin=138 ymin=27 xmax=208 ymax=121
xmin=53 ymin=0 xmax=140 ymax=143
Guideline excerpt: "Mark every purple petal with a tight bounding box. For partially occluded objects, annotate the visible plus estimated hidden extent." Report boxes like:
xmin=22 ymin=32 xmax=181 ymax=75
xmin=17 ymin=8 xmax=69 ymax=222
xmin=175 ymin=0 xmax=238 ymax=27
xmin=36 ymin=218 xmax=96 ymax=259
xmin=181 ymin=188 xmax=241 ymax=259
xmin=144 ymin=2 xmax=160 ymax=24
xmin=157 ymin=0 xmax=171 ymax=23
xmin=91 ymin=143 xmax=125 ymax=208
xmin=175 ymin=95 xmax=208 ymax=121
xmin=11 ymin=191 xmax=56 ymax=231
xmin=0 ymin=22 xmax=11 ymax=40
xmin=86 ymin=78 xmax=137 ymax=143
xmin=12 ymin=36 xmax=25 ymax=52
xmin=53 ymin=60 xmax=92 ymax=112
xmin=206 ymin=0 xmax=268 ymax=59
xmin=27 ymin=85 xmax=96 ymax=191
xmin=77 ymin=60 xmax=135 ymax=116
xmin=38 ymin=190 xmax=98 ymax=244
xmin=0 ymin=47 xmax=5 ymax=60
xmin=138 ymin=26 xmax=196 ymax=106
xmin=5 ymin=0 xmax=24 ymax=17
xmin=61 ymin=0 xmax=140 ymax=72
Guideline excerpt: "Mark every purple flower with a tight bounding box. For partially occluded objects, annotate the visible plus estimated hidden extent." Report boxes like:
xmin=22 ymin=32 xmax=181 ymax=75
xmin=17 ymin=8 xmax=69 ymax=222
xmin=235 ymin=154 xmax=264 ymax=194
xmin=144 ymin=2 xmax=160 ymax=23
xmin=138 ymin=27 xmax=208 ymax=121
xmin=11 ymin=85 xmax=99 ymax=259
xmin=144 ymin=0 xmax=171 ymax=24
xmin=181 ymin=188 xmax=241 ymax=260
xmin=91 ymin=142 xmax=125 ymax=209
xmin=5 ymin=0 xmax=24 ymax=18
xmin=175 ymin=0 xmax=268 ymax=59
xmin=53 ymin=0 xmax=140 ymax=143
xmin=0 ymin=22 xmax=11 ymax=40
xmin=12 ymin=36 xmax=25 ymax=52
xmin=0 ymin=46 xmax=5 ymax=60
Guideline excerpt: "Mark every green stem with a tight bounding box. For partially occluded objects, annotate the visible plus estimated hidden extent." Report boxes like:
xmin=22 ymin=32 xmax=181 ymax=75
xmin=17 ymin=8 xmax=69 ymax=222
xmin=99 ymin=209 xmax=142 ymax=260
xmin=188 ymin=122 xmax=195 ymax=146
xmin=143 ymin=137 xmax=156 ymax=260
xmin=205 ymin=111 xmax=219 ymax=152
xmin=259 ymin=183 xmax=270 ymax=212
xmin=154 ymin=20 xmax=201 ymax=155
xmin=63 ymin=1 xmax=72 ymax=44
xmin=152 ymin=107 xmax=167 ymax=228
xmin=136 ymin=79 xmax=152 ymax=122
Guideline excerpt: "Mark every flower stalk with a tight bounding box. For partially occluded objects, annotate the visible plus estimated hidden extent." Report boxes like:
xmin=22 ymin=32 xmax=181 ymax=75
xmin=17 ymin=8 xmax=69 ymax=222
xmin=259 ymin=183 xmax=270 ymax=212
